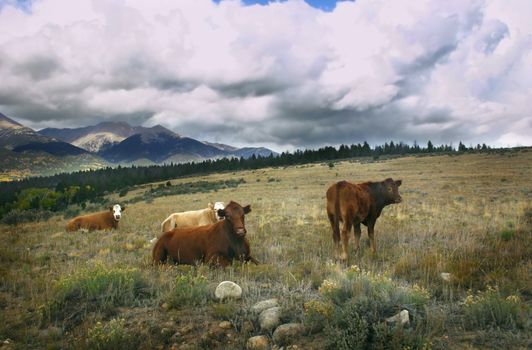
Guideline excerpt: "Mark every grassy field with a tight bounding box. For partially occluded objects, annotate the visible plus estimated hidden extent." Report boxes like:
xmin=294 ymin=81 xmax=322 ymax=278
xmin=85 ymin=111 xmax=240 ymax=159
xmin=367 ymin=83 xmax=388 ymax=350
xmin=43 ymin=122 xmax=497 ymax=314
xmin=0 ymin=150 xmax=531 ymax=349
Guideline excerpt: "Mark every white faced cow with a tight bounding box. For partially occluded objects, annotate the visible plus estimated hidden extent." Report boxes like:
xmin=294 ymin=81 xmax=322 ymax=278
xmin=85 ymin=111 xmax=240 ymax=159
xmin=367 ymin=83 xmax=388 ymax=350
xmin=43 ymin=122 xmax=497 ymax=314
xmin=66 ymin=204 xmax=125 ymax=231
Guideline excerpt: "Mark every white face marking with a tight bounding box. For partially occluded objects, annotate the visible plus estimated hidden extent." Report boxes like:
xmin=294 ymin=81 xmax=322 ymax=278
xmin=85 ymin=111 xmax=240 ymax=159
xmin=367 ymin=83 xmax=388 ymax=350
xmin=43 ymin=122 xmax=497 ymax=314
xmin=213 ymin=202 xmax=225 ymax=220
xmin=112 ymin=204 xmax=122 ymax=221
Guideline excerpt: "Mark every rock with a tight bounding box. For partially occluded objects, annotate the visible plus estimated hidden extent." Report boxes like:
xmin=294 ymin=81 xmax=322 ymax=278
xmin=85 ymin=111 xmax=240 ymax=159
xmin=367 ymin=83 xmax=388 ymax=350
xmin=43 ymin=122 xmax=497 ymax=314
xmin=161 ymin=302 xmax=170 ymax=311
xmin=215 ymin=281 xmax=242 ymax=300
xmin=218 ymin=321 xmax=232 ymax=329
xmin=273 ymin=323 xmax=304 ymax=345
xmin=386 ymin=310 xmax=409 ymax=325
xmin=252 ymin=298 xmax=279 ymax=314
xmin=259 ymin=306 xmax=282 ymax=331
xmin=440 ymin=272 xmax=452 ymax=282
xmin=160 ymin=328 xmax=174 ymax=337
xmin=246 ymin=335 xmax=269 ymax=350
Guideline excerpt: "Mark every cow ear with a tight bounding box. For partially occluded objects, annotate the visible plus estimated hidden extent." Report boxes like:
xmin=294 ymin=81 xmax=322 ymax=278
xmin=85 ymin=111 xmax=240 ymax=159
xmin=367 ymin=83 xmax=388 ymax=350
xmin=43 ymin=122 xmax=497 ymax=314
xmin=121 ymin=206 xmax=126 ymax=211
xmin=208 ymin=202 xmax=213 ymax=209
xmin=109 ymin=206 xmax=113 ymax=211
xmin=395 ymin=180 xmax=402 ymax=187
xmin=217 ymin=209 xmax=226 ymax=218
xmin=243 ymin=205 xmax=251 ymax=214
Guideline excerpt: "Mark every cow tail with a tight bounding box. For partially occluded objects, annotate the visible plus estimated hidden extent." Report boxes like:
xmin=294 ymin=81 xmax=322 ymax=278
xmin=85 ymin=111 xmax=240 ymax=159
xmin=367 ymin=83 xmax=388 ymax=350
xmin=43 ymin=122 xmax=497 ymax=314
xmin=334 ymin=182 xmax=341 ymax=239
xmin=152 ymin=236 xmax=167 ymax=264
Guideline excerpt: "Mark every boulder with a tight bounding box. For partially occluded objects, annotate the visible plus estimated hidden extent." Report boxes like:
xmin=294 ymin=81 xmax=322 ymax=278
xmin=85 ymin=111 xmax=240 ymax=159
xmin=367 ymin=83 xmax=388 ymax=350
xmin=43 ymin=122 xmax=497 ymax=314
xmin=259 ymin=306 xmax=281 ymax=331
xmin=218 ymin=321 xmax=232 ymax=330
xmin=215 ymin=281 xmax=242 ymax=300
xmin=252 ymin=298 xmax=279 ymax=314
xmin=440 ymin=272 xmax=452 ymax=282
xmin=273 ymin=323 xmax=304 ymax=345
xmin=385 ymin=310 xmax=409 ymax=325
xmin=246 ymin=335 xmax=269 ymax=350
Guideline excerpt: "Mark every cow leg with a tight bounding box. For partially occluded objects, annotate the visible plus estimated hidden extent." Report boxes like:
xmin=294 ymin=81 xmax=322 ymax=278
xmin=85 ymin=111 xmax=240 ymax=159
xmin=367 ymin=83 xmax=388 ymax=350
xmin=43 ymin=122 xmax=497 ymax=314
xmin=353 ymin=222 xmax=362 ymax=254
xmin=328 ymin=212 xmax=342 ymax=259
xmin=340 ymin=217 xmax=353 ymax=261
xmin=208 ymin=254 xmax=232 ymax=267
xmin=367 ymin=221 xmax=377 ymax=254
xmin=246 ymin=255 xmax=260 ymax=265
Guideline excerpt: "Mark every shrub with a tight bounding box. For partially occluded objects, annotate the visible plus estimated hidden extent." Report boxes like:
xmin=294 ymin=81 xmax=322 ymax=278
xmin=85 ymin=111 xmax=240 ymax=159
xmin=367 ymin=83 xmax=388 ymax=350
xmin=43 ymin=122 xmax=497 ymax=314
xmin=499 ymin=229 xmax=514 ymax=241
xmin=63 ymin=207 xmax=81 ymax=219
xmin=166 ymin=272 xmax=210 ymax=309
xmin=317 ymin=266 xmax=432 ymax=349
xmin=463 ymin=287 xmax=527 ymax=330
xmin=1 ymin=209 xmax=53 ymax=225
xmin=325 ymin=302 xmax=369 ymax=350
xmin=42 ymin=265 xmax=148 ymax=327
xmin=86 ymin=318 xmax=139 ymax=350
xmin=304 ymin=300 xmax=333 ymax=333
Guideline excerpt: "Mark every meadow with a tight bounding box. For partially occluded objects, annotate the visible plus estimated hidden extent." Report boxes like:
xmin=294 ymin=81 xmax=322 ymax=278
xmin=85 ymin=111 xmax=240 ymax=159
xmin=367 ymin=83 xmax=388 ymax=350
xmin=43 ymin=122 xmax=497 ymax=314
xmin=0 ymin=150 xmax=530 ymax=349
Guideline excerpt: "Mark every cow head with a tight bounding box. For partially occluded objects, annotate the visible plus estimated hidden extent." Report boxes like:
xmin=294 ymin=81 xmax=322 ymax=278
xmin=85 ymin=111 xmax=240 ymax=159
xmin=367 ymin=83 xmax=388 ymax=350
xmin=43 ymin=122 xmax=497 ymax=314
xmin=213 ymin=202 xmax=225 ymax=220
xmin=217 ymin=201 xmax=251 ymax=237
xmin=109 ymin=204 xmax=125 ymax=221
xmin=383 ymin=178 xmax=402 ymax=204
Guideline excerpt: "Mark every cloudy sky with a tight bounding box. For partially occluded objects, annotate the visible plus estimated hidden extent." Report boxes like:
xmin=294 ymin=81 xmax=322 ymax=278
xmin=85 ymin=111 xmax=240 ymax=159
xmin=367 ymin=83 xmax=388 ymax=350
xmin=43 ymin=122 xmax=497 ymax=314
xmin=0 ymin=0 xmax=531 ymax=150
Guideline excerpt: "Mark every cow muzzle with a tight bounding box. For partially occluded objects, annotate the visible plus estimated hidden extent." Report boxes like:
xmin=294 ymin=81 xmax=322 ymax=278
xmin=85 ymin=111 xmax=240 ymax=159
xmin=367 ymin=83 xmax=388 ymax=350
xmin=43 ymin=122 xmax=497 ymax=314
xmin=395 ymin=197 xmax=402 ymax=203
xmin=114 ymin=214 xmax=121 ymax=221
xmin=235 ymin=228 xmax=247 ymax=236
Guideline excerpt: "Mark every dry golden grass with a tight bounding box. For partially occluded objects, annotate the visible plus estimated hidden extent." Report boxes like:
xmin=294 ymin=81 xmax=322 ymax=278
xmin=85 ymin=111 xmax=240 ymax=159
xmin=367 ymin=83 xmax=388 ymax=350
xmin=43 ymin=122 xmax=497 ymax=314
xmin=0 ymin=150 xmax=531 ymax=349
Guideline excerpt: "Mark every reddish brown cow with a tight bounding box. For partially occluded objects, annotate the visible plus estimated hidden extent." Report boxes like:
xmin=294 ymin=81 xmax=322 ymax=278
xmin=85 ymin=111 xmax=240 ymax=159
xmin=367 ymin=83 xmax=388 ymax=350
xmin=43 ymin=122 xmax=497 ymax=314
xmin=65 ymin=204 xmax=125 ymax=232
xmin=152 ymin=201 xmax=259 ymax=267
xmin=326 ymin=178 xmax=402 ymax=259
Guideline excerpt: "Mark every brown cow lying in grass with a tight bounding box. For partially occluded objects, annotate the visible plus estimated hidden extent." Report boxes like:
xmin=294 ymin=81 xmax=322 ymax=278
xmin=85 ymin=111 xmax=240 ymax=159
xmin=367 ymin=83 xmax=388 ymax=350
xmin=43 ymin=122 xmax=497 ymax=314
xmin=153 ymin=201 xmax=259 ymax=267
xmin=326 ymin=178 xmax=402 ymax=260
xmin=160 ymin=202 xmax=224 ymax=233
xmin=65 ymin=204 xmax=125 ymax=232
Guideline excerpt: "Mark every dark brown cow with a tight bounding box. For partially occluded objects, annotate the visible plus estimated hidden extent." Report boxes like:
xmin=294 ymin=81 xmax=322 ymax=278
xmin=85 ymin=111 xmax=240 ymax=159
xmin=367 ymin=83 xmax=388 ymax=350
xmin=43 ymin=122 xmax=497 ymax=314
xmin=152 ymin=201 xmax=259 ymax=267
xmin=65 ymin=204 xmax=125 ymax=232
xmin=326 ymin=178 xmax=402 ymax=259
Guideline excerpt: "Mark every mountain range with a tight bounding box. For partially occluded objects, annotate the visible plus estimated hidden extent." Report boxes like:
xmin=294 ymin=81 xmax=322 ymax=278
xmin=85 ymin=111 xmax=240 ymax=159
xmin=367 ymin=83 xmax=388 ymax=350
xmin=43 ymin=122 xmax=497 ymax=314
xmin=0 ymin=113 xmax=277 ymax=180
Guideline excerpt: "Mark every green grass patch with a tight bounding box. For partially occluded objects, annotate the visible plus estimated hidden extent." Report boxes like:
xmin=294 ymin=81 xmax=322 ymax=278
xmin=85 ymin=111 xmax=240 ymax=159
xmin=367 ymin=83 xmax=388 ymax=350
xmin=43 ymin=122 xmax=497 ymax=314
xmin=463 ymin=287 xmax=528 ymax=331
xmin=166 ymin=272 xmax=210 ymax=309
xmin=314 ymin=266 xmax=432 ymax=349
xmin=86 ymin=318 xmax=140 ymax=350
xmin=42 ymin=264 xmax=148 ymax=328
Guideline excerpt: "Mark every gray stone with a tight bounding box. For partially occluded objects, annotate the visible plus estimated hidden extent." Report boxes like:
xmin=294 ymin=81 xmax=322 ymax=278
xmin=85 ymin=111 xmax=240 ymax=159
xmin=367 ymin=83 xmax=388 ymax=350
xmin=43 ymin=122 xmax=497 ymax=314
xmin=218 ymin=321 xmax=232 ymax=329
xmin=259 ymin=306 xmax=282 ymax=331
xmin=246 ymin=335 xmax=269 ymax=350
xmin=215 ymin=281 xmax=242 ymax=300
xmin=440 ymin=272 xmax=452 ymax=282
xmin=273 ymin=323 xmax=304 ymax=345
xmin=252 ymin=298 xmax=279 ymax=314
xmin=385 ymin=310 xmax=409 ymax=325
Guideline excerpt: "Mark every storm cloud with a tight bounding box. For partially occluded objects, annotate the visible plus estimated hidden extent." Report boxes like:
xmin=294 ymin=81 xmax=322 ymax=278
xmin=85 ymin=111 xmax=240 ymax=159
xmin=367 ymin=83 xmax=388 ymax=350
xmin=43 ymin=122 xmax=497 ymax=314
xmin=0 ymin=0 xmax=530 ymax=150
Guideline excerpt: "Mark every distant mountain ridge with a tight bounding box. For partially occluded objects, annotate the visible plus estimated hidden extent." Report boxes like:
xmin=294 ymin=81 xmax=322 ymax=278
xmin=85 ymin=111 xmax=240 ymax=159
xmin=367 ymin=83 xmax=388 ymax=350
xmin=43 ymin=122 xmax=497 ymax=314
xmin=38 ymin=120 xmax=277 ymax=163
xmin=39 ymin=121 xmax=181 ymax=153
xmin=99 ymin=133 xmax=227 ymax=163
xmin=0 ymin=112 xmax=23 ymax=129
xmin=1 ymin=113 xmax=278 ymax=179
xmin=0 ymin=113 xmax=108 ymax=179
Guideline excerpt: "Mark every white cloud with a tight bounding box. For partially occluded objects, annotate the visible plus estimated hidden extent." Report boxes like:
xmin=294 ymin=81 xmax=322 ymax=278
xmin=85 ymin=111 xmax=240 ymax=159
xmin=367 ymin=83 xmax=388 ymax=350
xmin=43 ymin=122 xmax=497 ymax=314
xmin=0 ymin=0 xmax=530 ymax=148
